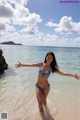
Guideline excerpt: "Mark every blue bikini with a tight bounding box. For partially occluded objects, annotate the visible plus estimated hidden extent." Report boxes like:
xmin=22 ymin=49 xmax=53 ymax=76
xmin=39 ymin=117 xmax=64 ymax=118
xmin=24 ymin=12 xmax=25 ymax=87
xmin=39 ymin=66 xmax=51 ymax=77
xmin=36 ymin=66 xmax=51 ymax=93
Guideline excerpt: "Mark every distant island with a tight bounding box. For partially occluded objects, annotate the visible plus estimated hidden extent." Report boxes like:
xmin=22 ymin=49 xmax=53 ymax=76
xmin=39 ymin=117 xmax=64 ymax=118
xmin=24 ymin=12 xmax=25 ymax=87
xmin=0 ymin=41 xmax=23 ymax=45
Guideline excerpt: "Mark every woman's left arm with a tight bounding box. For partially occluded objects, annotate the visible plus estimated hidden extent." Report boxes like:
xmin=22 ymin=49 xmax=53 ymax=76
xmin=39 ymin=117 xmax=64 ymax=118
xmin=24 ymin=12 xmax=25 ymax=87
xmin=56 ymin=70 xmax=80 ymax=80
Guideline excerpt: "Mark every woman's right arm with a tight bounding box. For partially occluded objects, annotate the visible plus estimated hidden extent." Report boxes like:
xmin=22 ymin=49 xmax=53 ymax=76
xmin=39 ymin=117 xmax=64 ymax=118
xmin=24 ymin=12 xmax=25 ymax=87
xmin=15 ymin=62 xmax=43 ymax=68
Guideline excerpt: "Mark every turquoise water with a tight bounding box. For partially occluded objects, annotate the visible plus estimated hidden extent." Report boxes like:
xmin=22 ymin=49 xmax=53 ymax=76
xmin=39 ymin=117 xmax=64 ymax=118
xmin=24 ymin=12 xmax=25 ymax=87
xmin=0 ymin=45 xmax=80 ymax=120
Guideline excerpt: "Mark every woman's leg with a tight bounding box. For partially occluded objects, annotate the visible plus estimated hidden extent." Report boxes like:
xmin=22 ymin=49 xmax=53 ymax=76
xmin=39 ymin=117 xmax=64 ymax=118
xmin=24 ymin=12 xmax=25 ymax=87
xmin=43 ymin=86 xmax=50 ymax=106
xmin=36 ymin=87 xmax=44 ymax=112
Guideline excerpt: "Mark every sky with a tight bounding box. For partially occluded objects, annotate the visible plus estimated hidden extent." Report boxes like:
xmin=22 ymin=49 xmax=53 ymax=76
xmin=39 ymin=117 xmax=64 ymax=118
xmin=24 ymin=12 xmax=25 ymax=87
xmin=0 ymin=0 xmax=80 ymax=47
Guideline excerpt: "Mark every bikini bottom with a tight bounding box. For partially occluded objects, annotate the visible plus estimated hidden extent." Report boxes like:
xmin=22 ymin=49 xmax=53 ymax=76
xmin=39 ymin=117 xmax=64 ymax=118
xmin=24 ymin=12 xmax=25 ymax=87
xmin=36 ymin=84 xmax=50 ymax=93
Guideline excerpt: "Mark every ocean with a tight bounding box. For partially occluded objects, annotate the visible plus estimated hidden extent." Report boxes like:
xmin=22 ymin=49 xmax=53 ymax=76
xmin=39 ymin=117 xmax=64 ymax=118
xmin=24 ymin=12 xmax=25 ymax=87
xmin=0 ymin=45 xmax=80 ymax=120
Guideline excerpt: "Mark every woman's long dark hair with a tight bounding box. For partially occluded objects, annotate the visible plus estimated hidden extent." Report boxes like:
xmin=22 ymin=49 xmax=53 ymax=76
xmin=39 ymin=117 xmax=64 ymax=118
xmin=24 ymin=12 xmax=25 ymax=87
xmin=44 ymin=52 xmax=59 ymax=73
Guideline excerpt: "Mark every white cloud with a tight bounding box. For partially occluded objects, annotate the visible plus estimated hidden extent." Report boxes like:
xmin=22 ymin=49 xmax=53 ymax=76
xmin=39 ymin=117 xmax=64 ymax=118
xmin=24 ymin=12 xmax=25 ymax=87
xmin=18 ymin=13 xmax=42 ymax=34
xmin=6 ymin=0 xmax=28 ymax=6
xmin=0 ymin=22 xmax=16 ymax=31
xmin=6 ymin=24 xmax=16 ymax=31
xmin=46 ymin=34 xmax=58 ymax=40
xmin=0 ymin=0 xmax=42 ymax=38
xmin=55 ymin=16 xmax=80 ymax=34
xmin=25 ymin=13 xmax=42 ymax=25
xmin=18 ymin=13 xmax=42 ymax=25
xmin=0 ymin=18 xmax=11 ymax=24
xmin=42 ymin=34 xmax=67 ymax=46
xmin=46 ymin=22 xmax=58 ymax=27
xmin=46 ymin=16 xmax=80 ymax=34
xmin=0 ymin=22 xmax=6 ymax=30
xmin=73 ymin=37 xmax=80 ymax=43
xmin=21 ymin=25 xmax=39 ymax=34
xmin=0 ymin=2 xmax=14 ymax=17
xmin=14 ymin=6 xmax=30 ymax=18
xmin=12 ymin=12 xmax=42 ymax=25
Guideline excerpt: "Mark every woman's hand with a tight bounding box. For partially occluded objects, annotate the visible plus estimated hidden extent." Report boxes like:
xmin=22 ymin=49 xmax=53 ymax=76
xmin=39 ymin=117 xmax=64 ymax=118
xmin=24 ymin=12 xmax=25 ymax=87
xmin=74 ymin=73 xmax=80 ymax=80
xmin=15 ymin=62 xmax=22 ymax=68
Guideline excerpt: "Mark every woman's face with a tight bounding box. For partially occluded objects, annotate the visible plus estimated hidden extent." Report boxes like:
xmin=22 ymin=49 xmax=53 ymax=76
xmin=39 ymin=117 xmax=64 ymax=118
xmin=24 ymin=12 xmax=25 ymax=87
xmin=46 ymin=54 xmax=53 ymax=63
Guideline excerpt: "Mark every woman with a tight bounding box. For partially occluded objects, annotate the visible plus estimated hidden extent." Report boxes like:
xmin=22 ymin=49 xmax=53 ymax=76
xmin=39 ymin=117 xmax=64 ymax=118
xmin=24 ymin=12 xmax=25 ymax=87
xmin=15 ymin=52 xmax=80 ymax=112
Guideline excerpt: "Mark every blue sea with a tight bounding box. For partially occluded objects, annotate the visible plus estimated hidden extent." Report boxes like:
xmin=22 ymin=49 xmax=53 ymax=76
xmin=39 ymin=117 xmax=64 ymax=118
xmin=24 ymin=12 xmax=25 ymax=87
xmin=0 ymin=45 xmax=80 ymax=120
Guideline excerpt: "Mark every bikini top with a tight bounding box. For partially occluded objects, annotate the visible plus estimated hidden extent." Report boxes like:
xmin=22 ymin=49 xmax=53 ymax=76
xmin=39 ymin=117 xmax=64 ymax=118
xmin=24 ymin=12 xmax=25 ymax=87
xmin=39 ymin=66 xmax=51 ymax=77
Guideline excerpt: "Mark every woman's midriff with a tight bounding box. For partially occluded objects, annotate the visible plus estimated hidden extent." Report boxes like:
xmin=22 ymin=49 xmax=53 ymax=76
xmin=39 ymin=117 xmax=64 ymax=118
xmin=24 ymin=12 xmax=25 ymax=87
xmin=36 ymin=74 xmax=49 ymax=87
